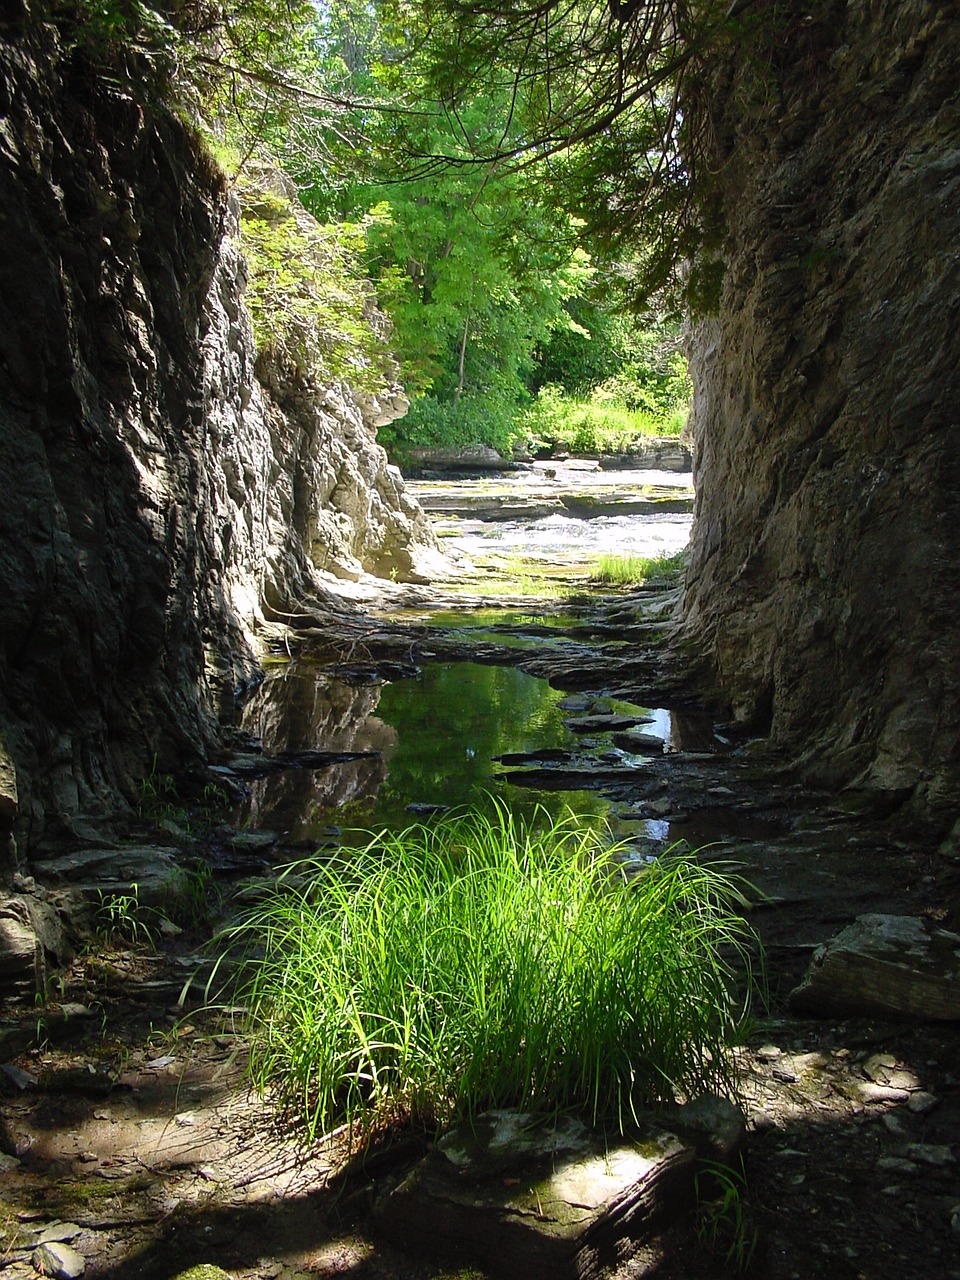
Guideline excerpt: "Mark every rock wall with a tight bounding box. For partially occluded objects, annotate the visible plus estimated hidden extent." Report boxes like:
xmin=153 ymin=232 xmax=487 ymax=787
xmin=684 ymin=0 xmax=960 ymax=829
xmin=0 ymin=14 xmax=440 ymax=864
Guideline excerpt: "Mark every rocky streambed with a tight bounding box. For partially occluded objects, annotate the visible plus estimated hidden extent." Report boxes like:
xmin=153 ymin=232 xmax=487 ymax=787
xmin=1 ymin=469 xmax=959 ymax=1280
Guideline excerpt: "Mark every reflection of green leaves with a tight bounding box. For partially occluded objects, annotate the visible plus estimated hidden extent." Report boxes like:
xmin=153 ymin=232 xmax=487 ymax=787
xmin=365 ymin=663 xmax=607 ymax=828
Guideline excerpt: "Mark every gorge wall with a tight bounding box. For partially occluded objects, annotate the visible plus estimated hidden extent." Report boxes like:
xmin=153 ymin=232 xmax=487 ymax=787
xmin=684 ymin=0 xmax=960 ymax=832
xmin=0 ymin=11 xmax=440 ymax=868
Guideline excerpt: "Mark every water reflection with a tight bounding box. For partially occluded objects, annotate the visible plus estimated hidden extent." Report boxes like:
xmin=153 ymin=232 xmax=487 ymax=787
xmin=236 ymin=660 xmax=613 ymax=844
xmin=238 ymin=664 xmax=394 ymax=839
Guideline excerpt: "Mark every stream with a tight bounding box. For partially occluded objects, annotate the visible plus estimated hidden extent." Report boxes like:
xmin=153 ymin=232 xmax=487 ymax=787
xmin=233 ymin=463 xmax=710 ymax=861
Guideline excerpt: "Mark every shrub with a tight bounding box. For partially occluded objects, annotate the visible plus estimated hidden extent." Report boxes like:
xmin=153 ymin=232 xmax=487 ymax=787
xmin=222 ymin=804 xmax=759 ymax=1148
xmin=238 ymin=183 xmax=391 ymax=390
xmin=518 ymin=385 xmax=684 ymax=456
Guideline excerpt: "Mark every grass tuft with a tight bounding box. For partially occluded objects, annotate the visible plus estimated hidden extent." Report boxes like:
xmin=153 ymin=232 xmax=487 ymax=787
xmin=589 ymin=549 xmax=687 ymax=586
xmin=221 ymin=803 xmax=758 ymax=1148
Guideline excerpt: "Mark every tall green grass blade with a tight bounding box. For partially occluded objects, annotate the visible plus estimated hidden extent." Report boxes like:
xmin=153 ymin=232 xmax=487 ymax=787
xmin=220 ymin=805 xmax=760 ymax=1149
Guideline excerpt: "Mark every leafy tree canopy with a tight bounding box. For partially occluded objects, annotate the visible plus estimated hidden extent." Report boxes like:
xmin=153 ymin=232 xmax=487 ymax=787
xmin=41 ymin=0 xmax=716 ymax=451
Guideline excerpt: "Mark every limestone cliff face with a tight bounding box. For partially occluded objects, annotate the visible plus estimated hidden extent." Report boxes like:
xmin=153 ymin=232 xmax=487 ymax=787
xmin=0 ymin=15 xmax=439 ymax=862
xmin=684 ymin=0 xmax=960 ymax=827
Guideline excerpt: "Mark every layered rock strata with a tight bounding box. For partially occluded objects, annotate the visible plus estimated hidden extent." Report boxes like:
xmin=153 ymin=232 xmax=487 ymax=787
xmin=684 ymin=0 xmax=960 ymax=829
xmin=0 ymin=14 xmax=439 ymax=860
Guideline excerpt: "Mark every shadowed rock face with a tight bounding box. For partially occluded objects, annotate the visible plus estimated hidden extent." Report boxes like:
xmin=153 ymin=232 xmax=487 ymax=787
xmin=684 ymin=0 xmax=960 ymax=829
xmin=0 ymin=18 xmax=438 ymax=856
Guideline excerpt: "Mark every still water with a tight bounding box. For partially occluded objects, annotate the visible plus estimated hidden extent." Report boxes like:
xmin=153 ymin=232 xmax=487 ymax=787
xmin=238 ymin=661 xmax=629 ymax=843
xmin=237 ymin=499 xmax=699 ymax=852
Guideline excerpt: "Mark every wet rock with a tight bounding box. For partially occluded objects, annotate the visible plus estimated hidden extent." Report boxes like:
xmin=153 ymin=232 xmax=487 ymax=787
xmin=499 ymin=765 xmax=646 ymax=791
xmin=557 ymin=695 xmax=594 ymax=712
xmin=221 ymin=749 xmax=381 ymax=778
xmin=216 ymin=828 xmax=279 ymax=855
xmin=789 ymin=915 xmax=960 ymax=1021
xmin=375 ymin=1097 xmax=744 ymax=1279
xmin=407 ymin=445 xmax=513 ymax=474
xmin=612 ymin=731 xmax=667 ymax=754
xmin=560 ymin=492 xmax=693 ymax=518
xmin=495 ymin=749 xmax=574 ymax=765
xmin=32 ymin=1240 xmax=85 ymax=1278
xmin=567 ymin=715 xmax=652 ymax=734
xmin=418 ymin=491 xmax=565 ymax=521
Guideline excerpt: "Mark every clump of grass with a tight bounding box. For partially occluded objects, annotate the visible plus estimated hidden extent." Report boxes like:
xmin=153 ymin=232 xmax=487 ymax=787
xmin=221 ymin=804 xmax=758 ymax=1149
xmin=96 ymin=883 xmax=155 ymax=950
xmin=590 ymin=549 xmax=687 ymax=586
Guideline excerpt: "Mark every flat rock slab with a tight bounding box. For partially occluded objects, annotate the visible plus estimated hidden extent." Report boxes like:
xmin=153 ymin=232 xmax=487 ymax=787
xmin=789 ymin=913 xmax=960 ymax=1020
xmin=221 ymin=749 xmax=381 ymax=778
xmin=32 ymin=1240 xmax=86 ymax=1277
xmin=375 ymin=1097 xmax=744 ymax=1279
xmin=496 ymin=765 xmax=647 ymax=791
xmin=567 ymin=714 xmax=653 ymax=734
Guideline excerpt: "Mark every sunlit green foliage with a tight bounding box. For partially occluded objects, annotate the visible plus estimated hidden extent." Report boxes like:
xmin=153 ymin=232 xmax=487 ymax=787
xmin=520 ymin=386 xmax=686 ymax=457
xmin=224 ymin=804 xmax=759 ymax=1147
xmin=589 ymin=549 xmax=687 ymax=586
xmin=372 ymin=0 xmax=740 ymax=310
xmin=237 ymin=182 xmax=391 ymax=386
xmin=45 ymin=0 xmax=712 ymax=442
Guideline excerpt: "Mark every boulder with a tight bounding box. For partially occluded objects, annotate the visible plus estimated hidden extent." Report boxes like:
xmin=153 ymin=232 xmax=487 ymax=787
xmin=375 ymin=1097 xmax=744 ymax=1279
xmin=789 ymin=914 xmax=960 ymax=1021
xmin=31 ymin=1241 xmax=85 ymax=1279
xmin=598 ymin=441 xmax=693 ymax=472
xmin=0 ymin=893 xmax=67 ymax=991
xmin=407 ymin=445 xmax=512 ymax=473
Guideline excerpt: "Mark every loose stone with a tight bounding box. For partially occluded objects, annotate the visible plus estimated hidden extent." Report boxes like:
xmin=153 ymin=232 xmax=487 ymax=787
xmin=32 ymin=1241 xmax=85 ymax=1278
xmin=37 ymin=1223 xmax=82 ymax=1244
xmin=907 ymin=1090 xmax=940 ymax=1115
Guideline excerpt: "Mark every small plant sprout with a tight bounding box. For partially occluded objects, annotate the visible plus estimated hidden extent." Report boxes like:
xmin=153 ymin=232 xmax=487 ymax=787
xmin=96 ymin=883 xmax=155 ymax=950
xmin=694 ymin=1156 xmax=759 ymax=1273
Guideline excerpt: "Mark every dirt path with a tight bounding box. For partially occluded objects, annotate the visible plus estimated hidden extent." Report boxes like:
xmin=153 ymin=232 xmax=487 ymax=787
xmin=1 ymin=939 xmax=958 ymax=1280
